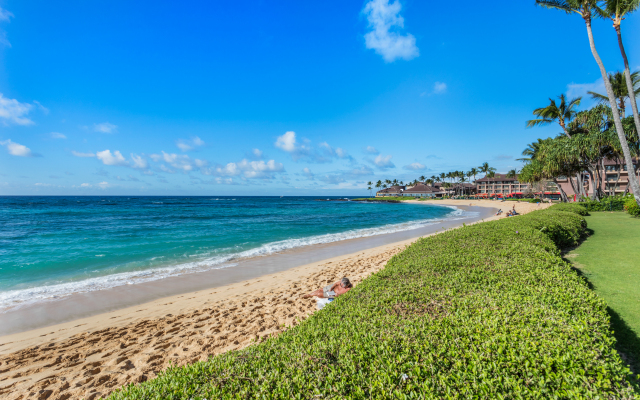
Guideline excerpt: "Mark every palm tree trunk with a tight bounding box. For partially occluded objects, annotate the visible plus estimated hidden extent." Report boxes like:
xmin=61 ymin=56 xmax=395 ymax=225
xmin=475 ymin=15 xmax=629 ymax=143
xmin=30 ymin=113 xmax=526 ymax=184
xmin=615 ymin=24 xmax=640 ymax=145
xmin=585 ymin=16 xmax=640 ymax=207
xmin=553 ymin=178 xmax=569 ymax=202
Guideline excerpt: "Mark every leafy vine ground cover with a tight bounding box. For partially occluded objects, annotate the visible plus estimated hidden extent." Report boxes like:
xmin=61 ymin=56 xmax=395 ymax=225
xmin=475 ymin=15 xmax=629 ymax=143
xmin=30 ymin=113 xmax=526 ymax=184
xmin=108 ymin=204 xmax=639 ymax=399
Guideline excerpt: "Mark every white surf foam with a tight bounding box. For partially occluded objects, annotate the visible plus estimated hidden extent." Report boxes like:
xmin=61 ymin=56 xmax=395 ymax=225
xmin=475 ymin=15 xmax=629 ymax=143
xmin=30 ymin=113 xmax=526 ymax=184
xmin=0 ymin=207 xmax=477 ymax=313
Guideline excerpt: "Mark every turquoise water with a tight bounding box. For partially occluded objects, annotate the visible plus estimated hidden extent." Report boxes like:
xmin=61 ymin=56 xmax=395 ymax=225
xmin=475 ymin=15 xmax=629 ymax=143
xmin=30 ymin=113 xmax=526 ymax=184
xmin=0 ymin=196 xmax=464 ymax=311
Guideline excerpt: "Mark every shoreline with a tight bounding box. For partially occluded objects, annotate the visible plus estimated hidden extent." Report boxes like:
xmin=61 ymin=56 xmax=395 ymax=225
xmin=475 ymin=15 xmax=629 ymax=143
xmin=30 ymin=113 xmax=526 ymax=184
xmin=0 ymin=200 xmax=548 ymax=400
xmin=0 ymin=204 xmax=487 ymax=337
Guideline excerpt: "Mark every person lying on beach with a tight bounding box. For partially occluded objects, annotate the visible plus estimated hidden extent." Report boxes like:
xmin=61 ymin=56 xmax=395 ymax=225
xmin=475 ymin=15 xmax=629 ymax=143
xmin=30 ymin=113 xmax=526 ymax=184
xmin=496 ymin=209 xmax=502 ymax=215
xmin=303 ymin=277 xmax=353 ymax=299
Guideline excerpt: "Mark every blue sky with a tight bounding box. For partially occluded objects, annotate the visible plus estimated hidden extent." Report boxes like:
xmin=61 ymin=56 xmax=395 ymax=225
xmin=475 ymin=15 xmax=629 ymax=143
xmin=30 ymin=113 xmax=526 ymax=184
xmin=0 ymin=0 xmax=638 ymax=195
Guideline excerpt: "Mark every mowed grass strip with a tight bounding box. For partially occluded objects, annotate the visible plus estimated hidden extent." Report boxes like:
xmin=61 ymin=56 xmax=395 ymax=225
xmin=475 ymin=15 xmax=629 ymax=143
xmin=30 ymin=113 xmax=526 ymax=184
xmin=567 ymin=212 xmax=640 ymax=373
xmin=108 ymin=205 xmax=639 ymax=399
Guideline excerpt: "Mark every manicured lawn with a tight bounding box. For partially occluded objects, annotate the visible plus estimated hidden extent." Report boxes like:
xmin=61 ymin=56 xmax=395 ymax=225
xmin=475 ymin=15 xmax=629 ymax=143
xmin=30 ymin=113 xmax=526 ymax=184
xmin=566 ymin=212 xmax=640 ymax=371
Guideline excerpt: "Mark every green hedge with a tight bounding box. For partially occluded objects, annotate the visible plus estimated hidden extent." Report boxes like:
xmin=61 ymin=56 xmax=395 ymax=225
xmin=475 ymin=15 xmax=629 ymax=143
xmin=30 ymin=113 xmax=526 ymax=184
xmin=625 ymin=196 xmax=640 ymax=217
xmin=582 ymin=195 xmax=630 ymax=212
xmin=108 ymin=206 xmax=638 ymax=399
xmin=548 ymin=202 xmax=590 ymax=216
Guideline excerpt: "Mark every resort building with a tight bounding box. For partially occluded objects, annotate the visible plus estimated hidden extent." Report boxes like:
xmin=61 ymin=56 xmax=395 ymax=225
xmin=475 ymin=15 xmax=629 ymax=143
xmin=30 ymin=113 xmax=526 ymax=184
xmin=556 ymin=158 xmax=640 ymax=199
xmin=401 ymin=183 xmax=440 ymax=198
xmin=375 ymin=185 xmax=405 ymax=197
xmin=475 ymin=174 xmax=534 ymax=198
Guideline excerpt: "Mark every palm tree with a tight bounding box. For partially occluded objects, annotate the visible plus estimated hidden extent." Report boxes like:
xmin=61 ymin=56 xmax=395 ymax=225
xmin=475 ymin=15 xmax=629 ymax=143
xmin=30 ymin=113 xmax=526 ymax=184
xmin=367 ymin=181 xmax=373 ymax=198
xmin=517 ymin=138 xmax=549 ymax=163
xmin=419 ymin=175 xmax=426 ymax=182
xmin=478 ymin=162 xmax=496 ymax=178
xmin=600 ymin=0 xmax=640 ymax=143
xmin=588 ymin=70 xmax=640 ymax=117
xmin=536 ymin=0 xmax=640 ymax=206
xmin=439 ymin=172 xmax=446 ymax=183
xmin=526 ymin=94 xmax=582 ymax=137
xmin=506 ymin=169 xmax=518 ymax=178
xmin=469 ymin=167 xmax=478 ymax=183
xmin=392 ymin=179 xmax=398 ymax=186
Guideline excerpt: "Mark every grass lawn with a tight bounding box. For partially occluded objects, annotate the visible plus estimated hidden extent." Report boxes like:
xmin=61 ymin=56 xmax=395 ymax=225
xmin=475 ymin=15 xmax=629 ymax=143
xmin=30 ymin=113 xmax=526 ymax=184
xmin=566 ymin=212 xmax=640 ymax=371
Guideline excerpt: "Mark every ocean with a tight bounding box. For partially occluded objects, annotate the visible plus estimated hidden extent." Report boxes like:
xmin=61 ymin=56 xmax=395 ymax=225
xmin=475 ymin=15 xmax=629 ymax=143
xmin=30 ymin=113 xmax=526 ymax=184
xmin=0 ymin=196 xmax=470 ymax=313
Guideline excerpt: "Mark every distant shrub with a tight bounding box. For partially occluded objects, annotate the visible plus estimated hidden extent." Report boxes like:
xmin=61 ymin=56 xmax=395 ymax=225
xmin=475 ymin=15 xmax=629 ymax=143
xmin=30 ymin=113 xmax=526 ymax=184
xmin=108 ymin=207 xmax=637 ymax=399
xmin=625 ymin=196 xmax=640 ymax=217
xmin=549 ymin=203 xmax=589 ymax=216
xmin=582 ymin=195 xmax=629 ymax=212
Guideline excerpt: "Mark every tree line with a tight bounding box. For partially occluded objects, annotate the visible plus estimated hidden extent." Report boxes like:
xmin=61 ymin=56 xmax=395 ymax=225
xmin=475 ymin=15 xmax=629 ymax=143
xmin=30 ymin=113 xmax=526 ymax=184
xmin=520 ymin=0 xmax=640 ymax=207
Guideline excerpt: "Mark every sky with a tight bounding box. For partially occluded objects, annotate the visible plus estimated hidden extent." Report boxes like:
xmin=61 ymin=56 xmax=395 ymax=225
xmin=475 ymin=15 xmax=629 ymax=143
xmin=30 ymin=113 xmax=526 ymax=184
xmin=0 ymin=0 xmax=639 ymax=196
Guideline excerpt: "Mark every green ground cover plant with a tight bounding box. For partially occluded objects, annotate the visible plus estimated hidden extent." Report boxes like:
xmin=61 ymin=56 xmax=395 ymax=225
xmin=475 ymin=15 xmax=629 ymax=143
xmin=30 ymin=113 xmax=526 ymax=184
xmin=566 ymin=212 xmax=640 ymax=373
xmin=108 ymin=205 xmax=639 ymax=399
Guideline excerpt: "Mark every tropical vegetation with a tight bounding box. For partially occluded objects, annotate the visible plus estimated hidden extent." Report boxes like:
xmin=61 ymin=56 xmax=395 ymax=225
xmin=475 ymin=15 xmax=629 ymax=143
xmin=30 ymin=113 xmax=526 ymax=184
xmin=534 ymin=0 xmax=640 ymax=207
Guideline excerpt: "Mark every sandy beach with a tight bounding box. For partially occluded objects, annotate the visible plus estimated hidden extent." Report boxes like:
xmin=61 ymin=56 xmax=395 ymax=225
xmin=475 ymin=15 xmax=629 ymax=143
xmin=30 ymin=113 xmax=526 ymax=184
xmin=0 ymin=200 xmax=550 ymax=400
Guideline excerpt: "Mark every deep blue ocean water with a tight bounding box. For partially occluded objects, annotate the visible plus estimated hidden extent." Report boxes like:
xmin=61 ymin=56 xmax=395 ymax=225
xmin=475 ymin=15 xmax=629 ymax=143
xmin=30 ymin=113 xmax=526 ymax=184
xmin=0 ymin=196 xmax=464 ymax=311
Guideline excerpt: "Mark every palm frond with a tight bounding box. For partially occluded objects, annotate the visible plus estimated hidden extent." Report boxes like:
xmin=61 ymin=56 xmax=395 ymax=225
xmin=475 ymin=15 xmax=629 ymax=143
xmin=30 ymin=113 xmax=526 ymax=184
xmin=535 ymin=0 xmax=576 ymax=13
xmin=526 ymin=118 xmax=553 ymax=128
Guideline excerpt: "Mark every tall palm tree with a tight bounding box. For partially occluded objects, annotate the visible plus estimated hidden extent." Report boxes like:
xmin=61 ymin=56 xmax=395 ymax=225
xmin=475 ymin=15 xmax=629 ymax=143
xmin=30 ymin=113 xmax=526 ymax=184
xmin=588 ymin=70 xmax=640 ymax=117
xmin=600 ymin=0 xmax=640 ymax=142
xmin=536 ymin=0 xmax=640 ymax=206
xmin=459 ymin=176 xmax=467 ymax=196
xmin=469 ymin=167 xmax=478 ymax=183
xmin=526 ymin=94 xmax=582 ymax=136
xmin=439 ymin=172 xmax=446 ymax=183
xmin=478 ymin=162 xmax=496 ymax=177
xmin=506 ymin=169 xmax=518 ymax=178
xmin=419 ymin=175 xmax=426 ymax=182
xmin=517 ymin=138 xmax=549 ymax=163
xmin=367 ymin=181 xmax=373 ymax=198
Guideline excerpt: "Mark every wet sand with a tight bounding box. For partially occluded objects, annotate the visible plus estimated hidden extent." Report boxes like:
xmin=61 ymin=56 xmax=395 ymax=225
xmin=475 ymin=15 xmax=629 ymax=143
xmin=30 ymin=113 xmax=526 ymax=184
xmin=0 ymin=201 xmax=547 ymax=400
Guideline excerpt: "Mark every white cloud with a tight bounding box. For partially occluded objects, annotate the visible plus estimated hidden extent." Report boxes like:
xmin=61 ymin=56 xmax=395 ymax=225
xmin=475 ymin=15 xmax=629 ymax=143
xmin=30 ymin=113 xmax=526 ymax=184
xmin=567 ymin=78 xmax=604 ymax=100
xmin=0 ymin=7 xmax=13 ymax=22
xmin=363 ymin=0 xmax=419 ymax=63
xmin=319 ymin=142 xmax=352 ymax=161
xmin=35 ymin=183 xmax=53 ymax=187
xmin=0 ymin=94 xmax=34 ymax=125
xmin=275 ymin=131 xmax=297 ymax=152
xmin=0 ymin=139 xmax=34 ymax=157
xmin=130 ymin=153 xmax=148 ymax=169
xmin=302 ymin=167 xmax=314 ymax=178
xmin=212 ymin=159 xmax=285 ymax=179
xmin=176 ymin=136 xmax=205 ymax=152
xmin=403 ymin=162 xmax=426 ymax=171
xmin=51 ymin=132 xmax=66 ymax=139
xmin=373 ymin=154 xmax=395 ymax=169
xmin=253 ymin=148 xmax=263 ymax=158
xmin=364 ymin=146 xmax=379 ymax=155
xmin=150 ymin=151 xmax=193 ymax=171
xmin=93 ymin=122 xmax=117 ymax=133
xmin=0 ymin=7 xmax=13 ymax=47
xmin=433 ymin=82 xmax=447 ymax=94
xmin=98 ymin=181 xmax=109 ymax=189
xmin=72 ymin=151 xmax=95 ymax=158
xmin=80 ymin=183 xmax=92 ymax=188
xmin=195 ymin=159 xmax=208 ymax=167
xmin=96 ymin=149 xmax=128 ymax=166
xmin=33 ymin=100 xmax=49 ymax=115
